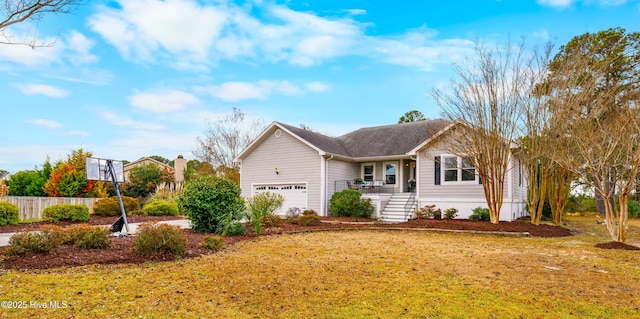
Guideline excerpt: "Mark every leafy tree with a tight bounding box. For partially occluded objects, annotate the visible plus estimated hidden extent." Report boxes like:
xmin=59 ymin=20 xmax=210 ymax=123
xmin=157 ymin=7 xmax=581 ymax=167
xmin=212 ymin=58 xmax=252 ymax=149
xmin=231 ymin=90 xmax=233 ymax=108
xmin=149 ymin=155 xmax=170 ymax=164
xmin=398 ymin=110 xmax=427 ymax=123
xmin=120 ymin=163 xmax=174 ymax=199
xmin=6 ymin=159 xmax=52 ymax=196
xmin=1 ymin=0 xmax=82 ymax=48
xmin=44 ymin=149 xmax=102 ymax=198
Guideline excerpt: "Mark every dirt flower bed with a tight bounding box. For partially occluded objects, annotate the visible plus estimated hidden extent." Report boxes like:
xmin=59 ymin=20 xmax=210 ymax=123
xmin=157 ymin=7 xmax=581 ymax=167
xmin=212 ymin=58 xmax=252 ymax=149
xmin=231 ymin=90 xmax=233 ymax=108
xmin=0 ymin=217 xmax=575 ymax=270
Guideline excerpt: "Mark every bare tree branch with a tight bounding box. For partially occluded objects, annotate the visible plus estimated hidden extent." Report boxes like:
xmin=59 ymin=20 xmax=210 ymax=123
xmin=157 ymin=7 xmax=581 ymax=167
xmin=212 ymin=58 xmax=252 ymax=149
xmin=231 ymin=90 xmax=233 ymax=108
xmin=0 ymin=0 xmax=82 ymax=48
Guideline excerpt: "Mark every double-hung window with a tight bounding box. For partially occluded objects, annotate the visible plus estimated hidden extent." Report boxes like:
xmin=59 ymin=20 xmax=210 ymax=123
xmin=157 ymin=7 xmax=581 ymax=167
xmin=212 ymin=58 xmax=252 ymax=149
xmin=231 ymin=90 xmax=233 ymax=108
xmin=442 ymin=155 xmax=476 ymax=182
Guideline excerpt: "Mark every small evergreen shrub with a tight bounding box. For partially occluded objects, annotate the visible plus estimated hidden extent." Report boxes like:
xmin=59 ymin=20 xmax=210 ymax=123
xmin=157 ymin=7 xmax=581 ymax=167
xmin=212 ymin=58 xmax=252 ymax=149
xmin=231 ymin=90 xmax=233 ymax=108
xmin=143 ymin=200 xmax=179 ymax=216
xmin=444 ymin=208 xmax=458 ymax=220
xmin=70 ymin=225 xmax=110 ymax=249
xmin=329 ymin=189 xmax=372 ymax=218
xmin=224 ymin=221 xmax=247 ymax=236
xmin=177 ymin=176 xmax=245 ymax=234
xmin=5 ymin=229 xmax=60 ymax=256
xmin=129 ymin=209 xmax=147 ymax=216
xmin=289 ymin=210 xmax=321 ymax=226
xmin=42 ymin=204 xmax=89 ymax=222
xmin=38 ymin=225 xmax=74 ymax=245
xmin=469 ymin=207 xmax=491 ymax=221
xmin=93 ymin=196 xmax=139 ymax=217
xmin=200 ymin=235 xmax=226 ymax=252
xmin=0 ymin=200 xmax=19 ymax=226
xmin=135 ymin=222 xmax=187 ymax=257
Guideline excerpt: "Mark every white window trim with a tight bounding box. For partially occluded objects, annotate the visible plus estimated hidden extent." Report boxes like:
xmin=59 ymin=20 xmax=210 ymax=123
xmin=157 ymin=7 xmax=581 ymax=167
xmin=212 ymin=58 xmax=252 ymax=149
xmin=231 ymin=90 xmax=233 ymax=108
xmin=441 ymin=154 xmax=478 ymax=184
xmin=361 ymin=162 xmax=375 ymax=182
xmin=384 ymin=161 xmax=399 ymax=186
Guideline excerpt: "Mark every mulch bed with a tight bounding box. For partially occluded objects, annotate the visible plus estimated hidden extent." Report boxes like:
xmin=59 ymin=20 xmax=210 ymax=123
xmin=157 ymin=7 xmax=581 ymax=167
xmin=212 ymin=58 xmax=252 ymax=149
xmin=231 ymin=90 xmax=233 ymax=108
xmin=0 ymin=216 xmax=593 ymax=271
xmin=595 ymin=241 xmax=640 ymax=250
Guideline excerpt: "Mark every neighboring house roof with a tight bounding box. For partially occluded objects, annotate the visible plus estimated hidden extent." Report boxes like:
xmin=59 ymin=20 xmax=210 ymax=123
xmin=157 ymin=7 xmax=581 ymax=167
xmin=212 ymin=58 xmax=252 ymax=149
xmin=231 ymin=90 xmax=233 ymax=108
xmin=124 ymin=157 xmax=174 ymax=174
xmin=237 ymin=119 xmax=450 ymax=161
xmin=0 ymin=171 xmax=9 ymax=181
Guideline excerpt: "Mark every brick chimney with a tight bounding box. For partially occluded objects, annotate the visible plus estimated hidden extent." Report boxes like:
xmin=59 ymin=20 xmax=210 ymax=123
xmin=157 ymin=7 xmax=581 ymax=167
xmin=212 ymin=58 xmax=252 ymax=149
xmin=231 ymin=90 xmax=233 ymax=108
xmin=174 ymin=155 xmax=186 ymax=183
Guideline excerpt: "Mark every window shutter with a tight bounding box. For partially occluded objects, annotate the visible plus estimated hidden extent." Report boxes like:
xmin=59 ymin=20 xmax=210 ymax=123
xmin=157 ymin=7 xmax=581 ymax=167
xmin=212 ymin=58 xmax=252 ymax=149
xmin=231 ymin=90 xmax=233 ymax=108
xmin=434 ymin=156 xmax=441 ymax=185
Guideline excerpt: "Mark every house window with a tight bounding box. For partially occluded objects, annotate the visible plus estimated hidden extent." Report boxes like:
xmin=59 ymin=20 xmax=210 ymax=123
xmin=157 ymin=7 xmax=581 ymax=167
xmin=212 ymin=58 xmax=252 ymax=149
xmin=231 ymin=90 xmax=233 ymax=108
xmin=385 ymin=162 xmax=397 ymax=184
xmin=443 ymin=155 xmax=476 ymax=183
xmin=362 ymin=163 xmax=374 ymax=182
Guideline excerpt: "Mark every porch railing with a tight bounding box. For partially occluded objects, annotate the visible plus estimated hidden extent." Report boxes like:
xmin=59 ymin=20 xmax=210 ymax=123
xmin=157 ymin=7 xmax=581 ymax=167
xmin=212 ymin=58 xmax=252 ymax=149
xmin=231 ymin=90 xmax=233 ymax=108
xmin=334 ymin=180 xmax=396 ymax=194
xmin=404 ymin=191 xmax=417 ymax=221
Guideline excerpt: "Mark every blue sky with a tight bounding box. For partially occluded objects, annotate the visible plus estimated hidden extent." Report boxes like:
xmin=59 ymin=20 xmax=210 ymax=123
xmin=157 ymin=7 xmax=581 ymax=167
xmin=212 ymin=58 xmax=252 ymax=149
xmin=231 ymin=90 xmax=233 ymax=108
xmin=1 ymin=0 xmax=638 ymax=173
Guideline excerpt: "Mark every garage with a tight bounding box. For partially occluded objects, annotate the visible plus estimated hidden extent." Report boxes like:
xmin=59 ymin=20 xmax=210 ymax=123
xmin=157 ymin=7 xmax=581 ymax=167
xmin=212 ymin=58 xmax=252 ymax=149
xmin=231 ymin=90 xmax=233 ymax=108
xmin=253 ymin=183 xmax=308 ymax=215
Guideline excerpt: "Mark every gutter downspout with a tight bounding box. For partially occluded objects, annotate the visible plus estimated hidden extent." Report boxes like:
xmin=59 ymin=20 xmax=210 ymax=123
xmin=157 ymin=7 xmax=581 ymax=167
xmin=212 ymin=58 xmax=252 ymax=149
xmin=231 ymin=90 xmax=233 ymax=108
xmin=324 ymin=154 xmax=334 ymax=217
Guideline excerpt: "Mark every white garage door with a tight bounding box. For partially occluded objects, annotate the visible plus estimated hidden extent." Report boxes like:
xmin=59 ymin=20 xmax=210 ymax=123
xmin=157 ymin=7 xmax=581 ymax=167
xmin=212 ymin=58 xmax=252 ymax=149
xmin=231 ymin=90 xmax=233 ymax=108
xmin=253 ymin=183 xmax=308 ymax=215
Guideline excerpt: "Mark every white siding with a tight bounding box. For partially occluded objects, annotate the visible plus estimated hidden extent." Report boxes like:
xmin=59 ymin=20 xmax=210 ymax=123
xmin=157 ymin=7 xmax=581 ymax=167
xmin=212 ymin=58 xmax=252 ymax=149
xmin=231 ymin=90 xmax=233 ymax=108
xmin=415 ymin=140 xmax=525 ymax=221
xmin=240 ymin=129 xmax=322 ymax=213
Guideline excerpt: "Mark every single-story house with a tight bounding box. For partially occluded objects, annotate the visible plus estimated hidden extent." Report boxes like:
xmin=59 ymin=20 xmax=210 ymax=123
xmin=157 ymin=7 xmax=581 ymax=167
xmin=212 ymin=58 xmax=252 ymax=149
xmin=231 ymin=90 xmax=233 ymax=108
xmin=123 ymin=155 xmax=187 ymax=183
xmin=235 ymin=120 xmax=527 ymax=222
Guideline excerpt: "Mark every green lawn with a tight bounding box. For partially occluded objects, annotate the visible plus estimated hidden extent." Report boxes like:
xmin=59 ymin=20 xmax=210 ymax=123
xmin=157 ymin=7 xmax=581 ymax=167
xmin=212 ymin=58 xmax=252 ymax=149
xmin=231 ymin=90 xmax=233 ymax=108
xmin=1 ymin=217 xmax=639 ymax=318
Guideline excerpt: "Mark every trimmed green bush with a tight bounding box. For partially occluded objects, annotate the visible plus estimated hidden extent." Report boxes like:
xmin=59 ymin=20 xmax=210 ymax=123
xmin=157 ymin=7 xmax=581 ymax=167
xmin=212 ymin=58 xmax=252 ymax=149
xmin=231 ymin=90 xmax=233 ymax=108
xmin=42 ymin=204 xmax=89 ymax=222
xmin=143 ymin=200 xmax=179 ymax=216
xmin=93 ymin=196 xmax=139 ymax=217
xmin=70 ymin=225 xmax=110 ymax=249
xmin=290 ymin=209 xmax=321 ymax=226
xmin=5 ymin=229 xmax=60 ymax=256
xmin=177 ymin=176 xmax=245 ymax=234
xmin=200 ymin=235 xmax=226 ymax=252
xmin=224 ymin=221 xmax=247 ymax=236
xmin=329 ymin=189 xmax=373 ymax=218
xmin=469 ymin=207 xmax=491 ymax=221
xmin=135 ymin=222 xmax=187 ymax=257
xmin=0 ymin=200 xmax=19 ymax=226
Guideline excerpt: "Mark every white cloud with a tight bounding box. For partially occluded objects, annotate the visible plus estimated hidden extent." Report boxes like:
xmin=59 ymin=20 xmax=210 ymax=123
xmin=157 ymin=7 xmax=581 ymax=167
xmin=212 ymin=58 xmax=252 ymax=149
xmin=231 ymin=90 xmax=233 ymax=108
xmin=537 ymin=0 xmax=576 ymax=7
xmin=0 ymin=37 xmax=63 ymax=66
xmin=305 ymin=81 xmax=331 ymax=93
xmin=66 ymin=31 xmax=98 ymax=65
xmin=88 ymin=0 xmax=227 ymax=68
xmin=26 ymin=119 xmax=63 ymax=128
xmin=345 ymin=9 xmax=367 ymax=15
xmin=100 ymin=110 xmax=165 ymax=130
xmin=128 ymin=90 xmax=201 ymax=113
xmin=66 ymin=131 xmax=90 ymax=137
xmin=196 ymin=80 xmax=330 ymax=102
xmin=15 ymin=83 xmax=69 ymax=98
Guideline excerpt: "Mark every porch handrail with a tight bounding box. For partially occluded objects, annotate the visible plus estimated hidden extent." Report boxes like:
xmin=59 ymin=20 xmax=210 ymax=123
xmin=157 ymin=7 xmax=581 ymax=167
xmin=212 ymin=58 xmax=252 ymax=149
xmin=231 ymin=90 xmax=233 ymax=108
xmin=404 ymin=191 xmax=416 ymax=221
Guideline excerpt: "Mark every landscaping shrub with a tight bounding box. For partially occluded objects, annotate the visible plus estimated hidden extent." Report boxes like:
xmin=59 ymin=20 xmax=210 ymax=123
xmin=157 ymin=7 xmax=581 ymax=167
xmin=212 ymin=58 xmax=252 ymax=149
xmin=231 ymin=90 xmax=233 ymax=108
xmin=200 ymin=235 xmax=226 ymax=252
xmin=329 ymin=189 xmax=373 ymax=218
xmin=0 ymin=200 xmax=19 ymax=226
xmin=244 ymin=192 xmax=285 ymax=236
xmin=42 ymin=204 xmax=89 ymax=222
xmin=469 ymin=207 xmax=491 ymax=221
xmin=70 ymin=225 xmax=110 ymax=249
xmin=93 ymin=196 xmax=139 ymax=217
xmin=143 ymin=200 xmax=179 ymax=216
xmin=129 ymin=209 xmax=146 ymax=216
xmin=285 ymin=207 xmax=302 ymax=218
xmin=290 ymin=210 xmax=321 ymax=226
xmin=135 ymin=222 xmax=187 ymax=257
xmin=5 ymin=229 xmax=60 ymax=256
xmin=177 ymin=176 xmax=244 ymax=234
xmin=417 ymin=204 xmax=441 ymax=219
xmin=223 ymin=221 xmax=247 ymax=236
xmin=444 ymin=208 xmax=458 ymax=220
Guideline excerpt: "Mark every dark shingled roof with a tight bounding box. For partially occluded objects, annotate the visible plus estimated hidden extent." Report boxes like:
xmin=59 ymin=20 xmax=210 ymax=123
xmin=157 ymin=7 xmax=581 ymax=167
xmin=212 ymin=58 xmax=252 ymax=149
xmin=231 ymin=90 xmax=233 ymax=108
xmin=278 ymin=119 xmax=449 ymax=158
xmin=276 ymin=122 xmax=352 ymax=157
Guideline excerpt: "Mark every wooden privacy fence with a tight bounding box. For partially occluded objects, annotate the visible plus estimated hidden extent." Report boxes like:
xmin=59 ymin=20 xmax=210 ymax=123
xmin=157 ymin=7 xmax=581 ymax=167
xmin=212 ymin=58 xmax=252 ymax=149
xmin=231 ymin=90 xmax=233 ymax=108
xmin=0 ymin=196 xmax=99 ymax=221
